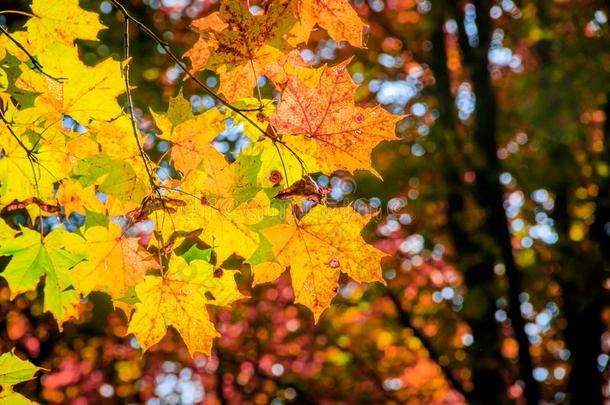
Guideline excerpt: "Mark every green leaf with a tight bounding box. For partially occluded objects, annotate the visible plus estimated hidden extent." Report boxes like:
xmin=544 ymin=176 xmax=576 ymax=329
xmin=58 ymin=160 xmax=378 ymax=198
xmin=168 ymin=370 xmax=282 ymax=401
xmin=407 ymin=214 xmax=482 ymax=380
xmin=233 ymin=151 xmax=264 ymax=205
xmin=0 ymin=350 xmax=42 ymax=405
xmin=0 ymin=227 xmax=86 ymax=324
xmin=83 ymin=209 xmax=109 ymax=230
xmin=181 ymin=245 xmax=213 ymax=264
xmin=73 ymin=154 xmax=147 ymax=203
xmin=166 ymin=89 xmax=194 ymax=127
xmin=114 ymin=286 xmax=141 ymax=306
xmin=246 ymin=233 xmax=275 ymax=267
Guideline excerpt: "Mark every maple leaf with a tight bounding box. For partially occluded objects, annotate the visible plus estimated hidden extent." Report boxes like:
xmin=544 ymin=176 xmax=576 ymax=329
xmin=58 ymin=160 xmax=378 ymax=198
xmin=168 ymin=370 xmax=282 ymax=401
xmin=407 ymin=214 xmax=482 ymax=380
xmin=127 ymin=255 xmax=244 ymax=356
xmin=0 ymin=350 xmax=43 ymax=405
xmin=71 ymin=223 xmax=158 ymax=300
xmin=289 ymin=0 xmax=367 ymax=47
xmin=0 ymin=104 xmax=69 ymax=207
xmin=153 ymin=100 xmax=228 ymax=176
xmin=72 ymin=154 xmax=148 ymax=214
xmin=271 ymin=59 xmax=403 ymax=177
xmin=0 ymin=227 xmax=86 ymax=326
xmin=25 ymin=0 xmax=104 ymax=54
xmin=158 ymin=167 xmax=274 ymax=264
xmin=15 ymin=43 xmax=124 ymax=124
xmin=0 ymin=0 xmax=103 ymax=69
xmin=252 ymin=204 xmax=385 ymax=321
xmin=185 ymin=0 xmax=296 ymax=101
xmin=56 ymin=178 xmax=104 ymax=217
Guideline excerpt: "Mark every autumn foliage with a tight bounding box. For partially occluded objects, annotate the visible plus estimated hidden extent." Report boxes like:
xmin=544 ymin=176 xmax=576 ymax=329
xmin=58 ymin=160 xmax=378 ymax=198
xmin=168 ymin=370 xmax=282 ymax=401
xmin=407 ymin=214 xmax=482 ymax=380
xmin=0 ymin=0 xmax=401 ymax=400
xmin=3 ymin=0 xmax=610 ymax=404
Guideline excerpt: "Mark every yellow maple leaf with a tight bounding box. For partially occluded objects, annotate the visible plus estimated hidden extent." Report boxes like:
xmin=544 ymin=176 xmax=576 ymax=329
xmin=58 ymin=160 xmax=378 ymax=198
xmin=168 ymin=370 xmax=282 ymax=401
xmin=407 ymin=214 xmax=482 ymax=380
xmin=289 ymin=0 xmax=367 ymax=47
xmin=56 ymin=178 xmax=104 ymax=217
xmin=158 ymin=167 xmax=273 ymax=264
xmin=253 ymin=204 xmax=385 ymax=321
xmin=0 ymin=0 xmax=103 ymax=66
xmin=185 ymin=0 xmax=296 ymax=101
xmin=271 ymin=59 xmax=403 ymax=177
xmin=154 ymin=106 xmax=228 ymax=176
xmin=0 ymin=117 xmax=64 ymax=206
xmin=240 ymin=136 xmax=316 ymax=189
xmin=71 ymin=223 xmax=158 ymax=300
xmin=26 ymin=0 xmax=104 ymax=54
xmin=127 ymin=255 xmax=245 ymax=356
xmin=15 ymin=43 xmax=124 ymax=124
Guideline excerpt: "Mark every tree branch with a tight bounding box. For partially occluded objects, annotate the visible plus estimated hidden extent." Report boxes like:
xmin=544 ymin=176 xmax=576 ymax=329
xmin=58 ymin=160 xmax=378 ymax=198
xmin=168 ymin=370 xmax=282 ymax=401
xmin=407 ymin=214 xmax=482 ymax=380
xmin=0 ymin=25 xmax=64 ymax=83
xmin=118 ymin=16 xmax=158 ymax=193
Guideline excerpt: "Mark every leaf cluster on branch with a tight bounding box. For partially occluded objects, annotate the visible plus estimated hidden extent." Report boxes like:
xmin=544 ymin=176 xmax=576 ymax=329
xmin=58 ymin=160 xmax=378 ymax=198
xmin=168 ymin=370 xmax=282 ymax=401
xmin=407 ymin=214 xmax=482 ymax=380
xmin=0 ymin=0 xmax=403 ymax=375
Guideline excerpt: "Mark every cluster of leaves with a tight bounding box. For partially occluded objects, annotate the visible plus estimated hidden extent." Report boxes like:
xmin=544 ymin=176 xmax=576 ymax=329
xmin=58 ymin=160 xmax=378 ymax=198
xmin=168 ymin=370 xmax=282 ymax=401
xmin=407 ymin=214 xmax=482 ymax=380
xmin=0 ymin=0 xmax=403 ymax=384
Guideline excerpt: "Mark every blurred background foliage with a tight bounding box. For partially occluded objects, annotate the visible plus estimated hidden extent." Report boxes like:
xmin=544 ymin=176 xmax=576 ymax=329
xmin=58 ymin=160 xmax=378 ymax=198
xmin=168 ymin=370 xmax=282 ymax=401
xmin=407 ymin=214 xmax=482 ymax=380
xmin=2 ymin=0 xmax=610 ymax=404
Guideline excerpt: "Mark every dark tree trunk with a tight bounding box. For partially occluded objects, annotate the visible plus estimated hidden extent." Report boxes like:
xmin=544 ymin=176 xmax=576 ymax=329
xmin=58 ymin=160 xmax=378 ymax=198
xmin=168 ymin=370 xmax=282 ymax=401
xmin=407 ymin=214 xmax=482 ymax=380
xmin=428 ymin=10 xmax=508 ymax=403
xmin=562 ymin=277 xmax=604 ymax=404
xmin=552 ymin=183 xmax=605 ymax=405
xmin=532 ymin=0 xmax=608 ymax=399
xmin=461 ymin=1 xmax=540 ymax=403
xmin=557 ymin=94 xmax=610 ymax=404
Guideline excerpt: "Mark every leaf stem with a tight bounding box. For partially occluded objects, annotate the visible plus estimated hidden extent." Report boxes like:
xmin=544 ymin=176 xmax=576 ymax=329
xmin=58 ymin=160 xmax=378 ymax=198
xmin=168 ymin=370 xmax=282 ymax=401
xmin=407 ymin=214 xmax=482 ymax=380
xmin=0 ymin=10 xmax=36 ymax=18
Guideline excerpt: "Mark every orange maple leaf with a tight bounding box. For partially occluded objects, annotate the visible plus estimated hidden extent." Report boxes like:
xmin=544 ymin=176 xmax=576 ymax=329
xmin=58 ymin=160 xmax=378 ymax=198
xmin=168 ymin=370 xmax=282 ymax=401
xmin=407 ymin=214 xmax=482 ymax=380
xmin=271 ymin=59 xmax=403 ymax=177
xmin=252 ymin=204 xmax=386 ymax=321
xmin=289 ymin=0 xmax=367 ymax=47
xmin=185 ymin=0 xmax=295 ymax=101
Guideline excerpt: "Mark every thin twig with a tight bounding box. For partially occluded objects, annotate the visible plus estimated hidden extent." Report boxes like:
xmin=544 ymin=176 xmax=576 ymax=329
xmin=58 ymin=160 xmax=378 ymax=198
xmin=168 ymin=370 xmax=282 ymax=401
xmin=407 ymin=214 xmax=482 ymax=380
xmin=0 ymin=107 xmax=35 ymax=160
xmin=0 ymin=25 xmax=64 ymax=82
xmin=118 ymin=17 xmax=158 ymax=192
xmin=0 ymin=108 xmax=43 ymax=239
